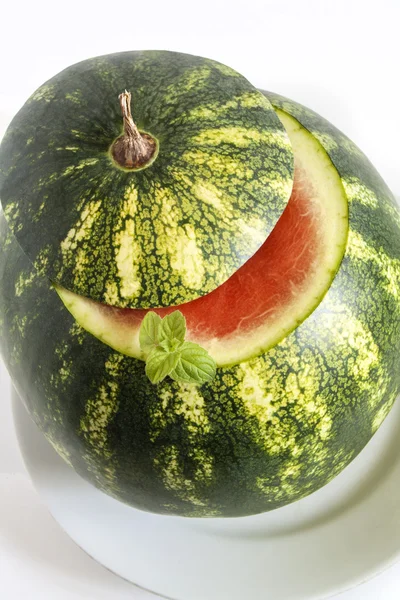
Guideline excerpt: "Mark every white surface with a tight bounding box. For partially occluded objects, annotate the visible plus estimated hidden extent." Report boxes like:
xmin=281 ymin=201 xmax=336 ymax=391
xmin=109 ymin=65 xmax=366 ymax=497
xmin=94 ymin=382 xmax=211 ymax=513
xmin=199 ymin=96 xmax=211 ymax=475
xmin=1 ymin=0 xmax=400 ymax=597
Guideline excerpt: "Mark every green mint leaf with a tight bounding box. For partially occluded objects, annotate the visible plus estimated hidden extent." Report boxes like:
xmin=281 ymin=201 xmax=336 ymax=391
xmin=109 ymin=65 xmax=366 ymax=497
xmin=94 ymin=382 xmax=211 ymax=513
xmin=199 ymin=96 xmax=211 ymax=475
xmin=145 ymin=347 xmax=181 ymax=384
xmin=159 ymin=311 xmax=186 ymax=345
xmin=139 ymin=312 xmax=162 ymax=354
xmin=170 ymin=341 xmax=216 ymax=385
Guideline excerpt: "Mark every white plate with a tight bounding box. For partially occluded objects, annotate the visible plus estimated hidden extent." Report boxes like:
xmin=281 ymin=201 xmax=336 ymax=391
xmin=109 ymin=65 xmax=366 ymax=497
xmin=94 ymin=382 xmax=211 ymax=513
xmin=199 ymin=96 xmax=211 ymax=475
xmin=12 ymin=387 xmax=400 ymax=600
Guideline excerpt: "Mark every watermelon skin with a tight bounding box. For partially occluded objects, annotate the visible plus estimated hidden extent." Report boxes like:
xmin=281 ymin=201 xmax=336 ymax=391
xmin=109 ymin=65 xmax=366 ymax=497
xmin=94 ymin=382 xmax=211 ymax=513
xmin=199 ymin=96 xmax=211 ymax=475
xmin=2 ymin=95 xmax=400 ymax=517
xmin=0 ymin=51 xmax=294 ymax=309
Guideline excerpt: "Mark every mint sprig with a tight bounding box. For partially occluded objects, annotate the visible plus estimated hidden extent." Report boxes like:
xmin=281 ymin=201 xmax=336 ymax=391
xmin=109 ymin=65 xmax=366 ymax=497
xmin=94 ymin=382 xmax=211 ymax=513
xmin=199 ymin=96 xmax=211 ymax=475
xmin=139 ymin=311 xmax=216 ymax=386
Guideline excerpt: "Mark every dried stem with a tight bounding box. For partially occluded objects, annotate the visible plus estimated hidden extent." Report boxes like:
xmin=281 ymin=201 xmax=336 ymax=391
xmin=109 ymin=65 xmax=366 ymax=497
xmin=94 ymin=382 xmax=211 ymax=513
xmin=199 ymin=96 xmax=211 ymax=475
xmin=111 ymin=91 xmax=157 ymax=169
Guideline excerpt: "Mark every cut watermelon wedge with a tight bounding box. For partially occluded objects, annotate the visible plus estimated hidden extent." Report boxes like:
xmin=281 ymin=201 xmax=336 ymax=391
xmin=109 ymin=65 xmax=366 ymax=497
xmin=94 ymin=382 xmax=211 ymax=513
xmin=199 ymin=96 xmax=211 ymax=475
xmin=56 ymin=110 xmax=348 ymax=367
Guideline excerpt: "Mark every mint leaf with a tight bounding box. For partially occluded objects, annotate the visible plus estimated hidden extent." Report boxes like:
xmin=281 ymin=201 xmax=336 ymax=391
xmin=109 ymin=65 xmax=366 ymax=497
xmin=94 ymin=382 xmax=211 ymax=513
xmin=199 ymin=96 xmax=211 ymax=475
xmin=140 ymin=310 xmax=216 ymax=386
xmin=159 ymin=311 xmax=186 ymax=345
xmin=145 ymin=347 xmax=181 ymax=384
xmin=170 ymin=341 xmax=216 ymax=385
xmin=139 ymin=312 xmax=162 ymax=355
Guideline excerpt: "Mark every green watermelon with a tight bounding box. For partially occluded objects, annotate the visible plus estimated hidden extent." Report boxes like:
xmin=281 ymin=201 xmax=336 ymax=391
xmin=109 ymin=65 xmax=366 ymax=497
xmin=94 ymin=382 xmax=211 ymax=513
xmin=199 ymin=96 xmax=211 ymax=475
xmin=1 ymin=54 xmax=400 ymax=517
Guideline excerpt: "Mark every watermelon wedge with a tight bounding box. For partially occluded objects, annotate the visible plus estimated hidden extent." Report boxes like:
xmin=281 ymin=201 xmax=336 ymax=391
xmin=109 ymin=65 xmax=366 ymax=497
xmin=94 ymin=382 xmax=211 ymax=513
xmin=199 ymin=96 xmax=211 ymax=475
xmin=56 ymin=111 xmax=348 ymax=367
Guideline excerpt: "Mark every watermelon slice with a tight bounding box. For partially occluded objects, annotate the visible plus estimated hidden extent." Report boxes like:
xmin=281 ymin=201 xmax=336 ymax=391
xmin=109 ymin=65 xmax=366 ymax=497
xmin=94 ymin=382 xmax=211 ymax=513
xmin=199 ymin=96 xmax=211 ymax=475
xmin=56 ymin=111 xmax=348 ymax=367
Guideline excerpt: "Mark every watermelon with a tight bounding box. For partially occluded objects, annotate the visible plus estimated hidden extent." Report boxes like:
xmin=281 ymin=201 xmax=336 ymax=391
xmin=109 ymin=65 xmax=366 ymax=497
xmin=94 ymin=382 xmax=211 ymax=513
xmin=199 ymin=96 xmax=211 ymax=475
xmin=1 ymin=60 xmax=400 ymax=517
xmin=0 ymin=51 xmax=294 ymax=309
xmin=56 ymin=110 xmax=348 ymax=367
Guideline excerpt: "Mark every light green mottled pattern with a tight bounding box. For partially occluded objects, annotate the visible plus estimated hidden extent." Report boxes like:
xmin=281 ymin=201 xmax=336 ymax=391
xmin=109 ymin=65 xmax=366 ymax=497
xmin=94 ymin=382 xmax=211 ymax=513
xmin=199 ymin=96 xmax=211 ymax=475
xmin=78 ymin=353 xmax=125 ymax=493
xmin=0 ymin=52 xmax=294 ymax=308
xmin=80 ymin=353 xmax=123 ymax=459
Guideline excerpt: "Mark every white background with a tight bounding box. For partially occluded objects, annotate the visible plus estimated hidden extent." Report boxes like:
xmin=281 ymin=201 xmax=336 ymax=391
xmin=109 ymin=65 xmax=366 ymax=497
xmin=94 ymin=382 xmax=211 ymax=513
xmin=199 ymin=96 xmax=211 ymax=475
xmin=1 ymin=0 xmax=400 ymax=598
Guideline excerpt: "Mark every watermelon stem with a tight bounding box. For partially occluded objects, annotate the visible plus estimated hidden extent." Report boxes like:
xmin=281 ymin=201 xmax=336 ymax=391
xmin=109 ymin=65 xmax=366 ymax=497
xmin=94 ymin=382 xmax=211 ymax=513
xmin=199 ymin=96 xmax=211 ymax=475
xmin=111 ymin=90 xmax=158 ymax=170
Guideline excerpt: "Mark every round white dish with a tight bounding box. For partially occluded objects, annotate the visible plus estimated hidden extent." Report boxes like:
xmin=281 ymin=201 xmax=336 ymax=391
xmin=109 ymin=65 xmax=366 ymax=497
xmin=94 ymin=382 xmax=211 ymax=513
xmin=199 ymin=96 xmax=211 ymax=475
xmin=12 ymin=388 xmax=400 ymax=600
